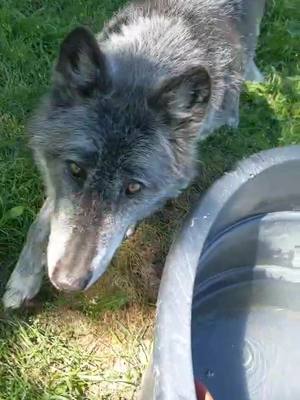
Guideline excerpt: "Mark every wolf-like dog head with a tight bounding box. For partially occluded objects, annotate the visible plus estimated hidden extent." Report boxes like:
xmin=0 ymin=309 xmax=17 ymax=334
xmin=30 ymin=27 xmax=211 ymax=292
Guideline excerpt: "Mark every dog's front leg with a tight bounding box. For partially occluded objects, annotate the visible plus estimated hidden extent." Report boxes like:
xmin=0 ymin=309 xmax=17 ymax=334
xmin=3 ymin=198 xmax=53 ymax=309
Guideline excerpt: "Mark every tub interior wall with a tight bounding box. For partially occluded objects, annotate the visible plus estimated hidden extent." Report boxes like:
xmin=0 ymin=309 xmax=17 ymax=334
xmin=206 ymin=160 xmax=300 ymax=243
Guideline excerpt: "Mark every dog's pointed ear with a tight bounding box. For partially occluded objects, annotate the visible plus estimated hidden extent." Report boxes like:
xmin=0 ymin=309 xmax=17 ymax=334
xmin=53 ymin=27 xmax=108 ymax=103
xmin=148 ymin=66 xmax=211 ymax=132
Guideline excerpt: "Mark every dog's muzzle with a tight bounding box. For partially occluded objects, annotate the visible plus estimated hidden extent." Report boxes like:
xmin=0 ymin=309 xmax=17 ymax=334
xmin=47 ymin=201 xmax=128 ymax=292
xmin=47 ymin=211 xmax=100 ymax=292
xmin=50 ymin=263 xmax=92 ymax=292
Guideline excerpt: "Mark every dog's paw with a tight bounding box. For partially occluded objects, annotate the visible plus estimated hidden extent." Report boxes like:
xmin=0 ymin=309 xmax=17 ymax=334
xmin=245 ymin=61 xmax=264 ymax=83
xmin=227 ymin=116 xmax=239 ymax=129
xmin=2 ymin=272 xmax=43 ymax=310
xmin=126 ymin=224 xmax=136 ymax=239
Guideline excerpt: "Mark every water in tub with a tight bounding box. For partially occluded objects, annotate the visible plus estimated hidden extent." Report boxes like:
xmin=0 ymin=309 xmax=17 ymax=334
xmin=192 ymin=275 xmax=300 ymax=400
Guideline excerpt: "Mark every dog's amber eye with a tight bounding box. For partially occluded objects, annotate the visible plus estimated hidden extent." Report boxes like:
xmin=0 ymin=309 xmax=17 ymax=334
xmin=126 ymin=181 xmax=142 ymax=195
xmin=68 ymin=162 xmax=86 ymax=180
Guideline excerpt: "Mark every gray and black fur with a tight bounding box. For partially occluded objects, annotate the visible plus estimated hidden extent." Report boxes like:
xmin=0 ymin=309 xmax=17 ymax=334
xmin=3 ymin=0 xmax=265 ymax=308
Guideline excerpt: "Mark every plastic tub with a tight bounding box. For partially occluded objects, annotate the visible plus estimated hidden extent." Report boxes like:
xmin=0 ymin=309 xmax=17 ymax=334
xmin=139 ymin=146 xmax=300 ymax=400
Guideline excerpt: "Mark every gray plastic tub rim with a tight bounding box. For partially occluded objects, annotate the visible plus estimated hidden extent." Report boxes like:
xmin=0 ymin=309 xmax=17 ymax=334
xmin=141 ymin=145 xmax=300 ymax=400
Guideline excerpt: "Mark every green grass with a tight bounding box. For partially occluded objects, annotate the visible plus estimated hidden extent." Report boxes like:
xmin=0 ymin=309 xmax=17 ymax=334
xmin=0 ymin=308 xmax=154 ymax=399
xmin=0 ymin=0 xmax=299 ymax=398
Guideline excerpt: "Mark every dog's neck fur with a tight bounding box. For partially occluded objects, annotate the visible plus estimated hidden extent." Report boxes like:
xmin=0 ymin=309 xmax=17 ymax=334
xmin=98 ymin=1 xmax=247 ymax=131
xmin=101 ymin=16 xmax=201 ymax=87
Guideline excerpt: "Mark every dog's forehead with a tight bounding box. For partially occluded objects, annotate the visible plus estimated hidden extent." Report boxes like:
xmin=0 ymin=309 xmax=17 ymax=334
xmin=94 ymin=127 xmax=154 ymax=177
xmin=95 ymin=95 xmax=150 ymax=132
xmin=83 ymin=106 xmax=172 ymax=189
xmin=40 ymin=94 xmax=155 ymax=160
xmin=90 ymin=97 xmax=157 ymax=156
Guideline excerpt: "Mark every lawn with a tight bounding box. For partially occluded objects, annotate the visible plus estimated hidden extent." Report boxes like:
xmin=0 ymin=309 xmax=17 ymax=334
xmin=0 ymin=0 xmax=299 ymax=398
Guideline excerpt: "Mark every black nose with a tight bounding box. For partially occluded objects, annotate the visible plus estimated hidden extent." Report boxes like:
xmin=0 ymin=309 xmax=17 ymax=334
xmin=53 ymin=272 xmax=92 ymax=292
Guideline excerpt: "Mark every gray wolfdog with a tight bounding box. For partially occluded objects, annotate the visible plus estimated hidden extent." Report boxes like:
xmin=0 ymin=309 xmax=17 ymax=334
xmin=3 ymin=0 xmax=265 ymax=308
